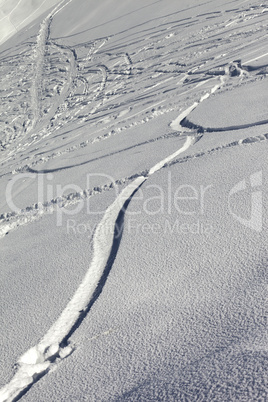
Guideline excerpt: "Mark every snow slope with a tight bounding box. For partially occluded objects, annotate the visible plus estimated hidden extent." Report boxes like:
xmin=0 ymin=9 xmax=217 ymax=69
xmin=184 ymin=77 xmax=268 ymax=131
xmin=0 ymin=0 xmax=61 ymax=46
xmin=0 ymin=0 xmax=267 ymax=400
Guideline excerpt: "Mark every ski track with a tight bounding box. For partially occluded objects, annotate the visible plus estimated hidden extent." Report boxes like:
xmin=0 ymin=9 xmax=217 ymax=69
xmin=1 ymin=130 xmax=267 ymax=240
xmin=0 ymin=134 xmax=195 ymax=401
xmin=28 ymin=0 xmax=71 ymax=134
xmin=1 ymin=18 xmax=266 ymax=166
xmin=182 ymin=116 xmax=268 ymax=133
xmin=0 ymin=64 xmax=242 ymax=176
xmin=0 ymin=170 xmax=148 ymax=238
xmin=8 ymin=103 xmax=177 ymax=175
xmin=1 ymin=2 xmax=268 ymax=400
xmin=0 ymin=2 xmax=265 ymax=159
xmin=39 ymin=42 xmax=78 ymax=129
xmin=0 ymin=0 xmax=76 ymax=159
xmin=0 ymin=175 xmax=147 ymax=402
xmin=1 ymin=55 xmax=267 ymax=237
xmin=167 ymin=132 xmax=268 ymax=168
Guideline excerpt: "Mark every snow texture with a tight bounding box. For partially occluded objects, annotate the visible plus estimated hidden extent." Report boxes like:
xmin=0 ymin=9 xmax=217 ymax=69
xmin=0 ymin=0 xmax=267 ymax=400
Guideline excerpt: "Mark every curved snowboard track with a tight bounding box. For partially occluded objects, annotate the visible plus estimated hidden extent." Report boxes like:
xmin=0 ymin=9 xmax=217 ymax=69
xmin=0 ymin=136 xmax=194 ymax=402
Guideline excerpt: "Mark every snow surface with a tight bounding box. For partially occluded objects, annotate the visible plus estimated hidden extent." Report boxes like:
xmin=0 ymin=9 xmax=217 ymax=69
xmin=185 ymin=77 xmax=268 ymax=131
xmin=0 ymin=0 xmax=267 ymax=400
xmin=0 ymin=0 xmax=61 ymax=46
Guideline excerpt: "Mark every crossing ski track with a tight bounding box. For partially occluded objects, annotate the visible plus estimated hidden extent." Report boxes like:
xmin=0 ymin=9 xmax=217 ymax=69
xmin=2 ymin=59 xmax=267 ymax=238
xmin=1 ymin=1 xmax=268 ymax=400
xmin=1 ymin=1 xmax=268 ymax=168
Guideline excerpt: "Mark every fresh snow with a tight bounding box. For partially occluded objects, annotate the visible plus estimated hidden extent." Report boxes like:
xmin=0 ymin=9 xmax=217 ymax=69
xmin=0 ymin=132 xmax=195 ymax=402
xmin=148 ymin=135 xmax=194 ymax=175
xmin=0 ymin=175 xmax=146 ymax=401
xmin=0 ymin=0 xmax=61 ymax=46
xmin=0 ymin=0 xmax=267 ymax=400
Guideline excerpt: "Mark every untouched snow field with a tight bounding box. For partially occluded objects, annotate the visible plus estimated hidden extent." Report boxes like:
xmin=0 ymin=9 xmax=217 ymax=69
xmin=0 ymin=0 xmax=267 ymax=400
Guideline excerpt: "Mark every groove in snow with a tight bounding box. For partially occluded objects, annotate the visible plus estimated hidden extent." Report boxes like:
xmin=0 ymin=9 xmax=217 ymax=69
xmin=170 ymin=75 xmax=225 ymax=132
xmin=149 ymin=135 xmax=194 ymax=175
